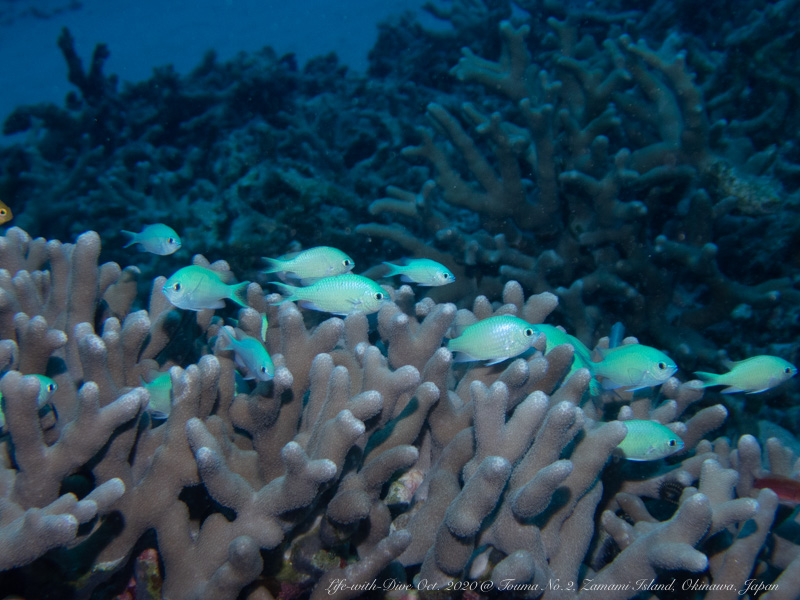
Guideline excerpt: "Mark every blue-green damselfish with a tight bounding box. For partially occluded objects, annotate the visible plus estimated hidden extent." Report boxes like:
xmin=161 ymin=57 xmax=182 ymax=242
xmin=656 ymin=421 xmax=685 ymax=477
xmin=448 ymin=315 xmax=539 ymax=365
xmin=382 ymin=258 xmax=455 ymax=287
xmin=591 ymin=344 xmax=677 ymax=391
xmin=272 ymin=273 xmax=387 ymax=316
xmin=163 ymin=265 xmax=249 ymax=311
xmin=218 ymin=326 xmax=274 ymax=382
xmin=695 ymin=355 xmax=797 ymax=394
xmin=140 ymin=372 xmax=173 ymax=418
xmin=263 ymin=246 xmax=354 ymax=283
xmin=0 ymin=374 xmax=58 ymax=430
xmin=122 ymin=223 xmax=182 ymax=256
xmin=615 ymin=420 xmax=684 ymax=461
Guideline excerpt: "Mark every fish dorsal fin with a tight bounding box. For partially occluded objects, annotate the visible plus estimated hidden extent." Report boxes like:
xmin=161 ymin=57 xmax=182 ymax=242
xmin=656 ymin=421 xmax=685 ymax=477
xmin=214 ymin=270 xmax=235 ymax=285
xmin=449 ymin=311 xmax=477 ymax=339
xmin=595 ymin=346 xmax=611 ymax=360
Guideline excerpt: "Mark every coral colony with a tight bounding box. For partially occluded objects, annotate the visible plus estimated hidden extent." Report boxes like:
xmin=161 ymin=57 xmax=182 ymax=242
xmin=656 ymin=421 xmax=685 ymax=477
xmin=1 ymin=0 xmax=800 ymax=599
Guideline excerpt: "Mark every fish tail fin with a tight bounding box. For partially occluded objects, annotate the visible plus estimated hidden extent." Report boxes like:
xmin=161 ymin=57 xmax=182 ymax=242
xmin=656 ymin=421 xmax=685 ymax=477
xmin=382 ymin=262 xmax=402 ymax=277
xmin=229 ymin=281 xmax=250 ymax=308
xmin=262 ymin=257 xmax=286 ymax=274
xmin=217 ymin=326 xmax=236 ymax=351
xmin=694 ymin=371 xmax=720 ymax=387
xmin=270 ymin=281 xmax=299 ymax=304
xmin=121 ymin=230 xmax=137 ymax=248
xmin=141 ymin=370 xmax=163 ymax=386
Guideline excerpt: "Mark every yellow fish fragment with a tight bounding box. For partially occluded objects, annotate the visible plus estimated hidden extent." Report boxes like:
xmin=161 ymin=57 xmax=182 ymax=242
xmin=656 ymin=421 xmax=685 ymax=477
xmin=0 ymin=199 xmax=12 ymax=225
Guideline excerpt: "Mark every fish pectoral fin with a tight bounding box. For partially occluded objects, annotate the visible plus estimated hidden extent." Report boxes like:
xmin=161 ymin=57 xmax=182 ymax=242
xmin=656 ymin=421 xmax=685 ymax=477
xmin=298 ymin=277 xmax=322 ymax=286
xmin=627 ymin=367 xmax=645 ymax=385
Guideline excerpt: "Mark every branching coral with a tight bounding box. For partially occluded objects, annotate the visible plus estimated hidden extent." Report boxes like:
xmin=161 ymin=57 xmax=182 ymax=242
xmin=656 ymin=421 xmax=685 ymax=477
xmin=0 ymin=225 xmax=795 ymax=598
xmin=358 ymin=6 xmax=800 ymax=377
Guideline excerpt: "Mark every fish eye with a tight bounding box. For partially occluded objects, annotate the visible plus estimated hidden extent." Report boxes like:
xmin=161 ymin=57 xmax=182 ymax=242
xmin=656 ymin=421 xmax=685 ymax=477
xmin=261 ymin=366 xmax=268 ymax=373
xmin=668 ymin=439 xmax=677 ymax=447
xmin=785 ymin=367 xmax=793 ymax=374
xmin=441 ymin=272 xmax=450 ymax=279
xmin=524 ymin=328 xmax=534 ymax=337
xmin=374 ymin=292 xmax=384 ymax=300
xmin=47 ymin=383 xmax=56 ymax=392
xmin=0 ymin=209 xmax=6 ymax=216
xmin=168 ymin=237 xmax=176 ymax=244
xmin=658 ymin=361 xmax=667 ymax=370
xmin=173 ymin=282 xmax=182 ymax=292
xmin=343 ymin=259 xmax=352 ymax=266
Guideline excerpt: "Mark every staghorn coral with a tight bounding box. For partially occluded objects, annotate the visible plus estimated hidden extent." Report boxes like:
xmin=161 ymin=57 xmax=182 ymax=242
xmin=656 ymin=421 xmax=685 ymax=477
xmin=358 ymin=2 xmax=800 ymax=380
xmin=0 ymin=225 xmax=797 ymax=599
xmin=3 ymin=1 xmax=799 ymax=382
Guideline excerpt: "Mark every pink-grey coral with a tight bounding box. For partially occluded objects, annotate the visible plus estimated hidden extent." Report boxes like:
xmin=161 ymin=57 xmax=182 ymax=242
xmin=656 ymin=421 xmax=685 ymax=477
xmin=0 ymin=224 xmax=798 ymax=599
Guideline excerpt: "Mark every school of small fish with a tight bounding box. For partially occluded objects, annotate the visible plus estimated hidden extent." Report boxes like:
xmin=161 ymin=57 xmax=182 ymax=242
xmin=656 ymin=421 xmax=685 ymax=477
xmin=0 ymin=220 xmax=796 ymax=469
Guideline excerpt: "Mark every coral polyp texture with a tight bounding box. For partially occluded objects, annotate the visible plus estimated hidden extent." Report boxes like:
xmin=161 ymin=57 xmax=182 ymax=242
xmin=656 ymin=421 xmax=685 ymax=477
xmin=1 ymin=0 xmax=800 ymax=598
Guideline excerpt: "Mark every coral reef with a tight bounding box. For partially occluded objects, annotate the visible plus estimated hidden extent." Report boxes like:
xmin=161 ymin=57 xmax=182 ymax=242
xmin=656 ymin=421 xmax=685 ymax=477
xmin=1 ymin=0 xmax=800 ymax=598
